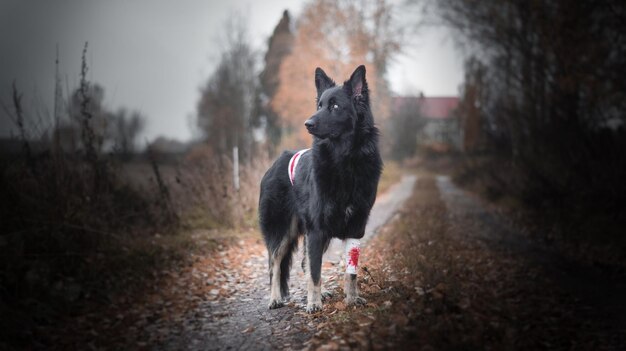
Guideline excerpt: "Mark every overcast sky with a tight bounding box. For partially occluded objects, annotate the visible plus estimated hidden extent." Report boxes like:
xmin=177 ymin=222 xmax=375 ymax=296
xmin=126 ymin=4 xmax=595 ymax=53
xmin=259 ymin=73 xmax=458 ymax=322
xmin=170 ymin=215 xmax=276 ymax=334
xmin=0 ymin=0 xmax=463 ymax=142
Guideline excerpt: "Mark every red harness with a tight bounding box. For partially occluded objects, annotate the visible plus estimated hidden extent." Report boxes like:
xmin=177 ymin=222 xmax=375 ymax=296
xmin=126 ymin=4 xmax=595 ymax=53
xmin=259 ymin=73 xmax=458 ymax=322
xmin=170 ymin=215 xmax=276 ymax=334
xmin=288 ymin=148 xmax=310 ymax=186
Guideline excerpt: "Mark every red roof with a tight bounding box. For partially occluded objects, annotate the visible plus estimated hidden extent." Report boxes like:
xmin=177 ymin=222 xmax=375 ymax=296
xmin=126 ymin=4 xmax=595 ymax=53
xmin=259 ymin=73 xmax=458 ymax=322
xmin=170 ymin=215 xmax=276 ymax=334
xmin=392 ymin=96 xmax=459 ymax=119
xmin=419 ymin=97 xmax=459 ymax=119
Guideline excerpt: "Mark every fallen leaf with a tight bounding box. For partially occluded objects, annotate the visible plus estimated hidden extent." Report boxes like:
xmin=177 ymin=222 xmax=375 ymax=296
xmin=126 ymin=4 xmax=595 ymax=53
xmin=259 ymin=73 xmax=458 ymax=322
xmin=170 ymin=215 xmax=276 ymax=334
xmin=391 ymin=314 xmax=409 ymax=327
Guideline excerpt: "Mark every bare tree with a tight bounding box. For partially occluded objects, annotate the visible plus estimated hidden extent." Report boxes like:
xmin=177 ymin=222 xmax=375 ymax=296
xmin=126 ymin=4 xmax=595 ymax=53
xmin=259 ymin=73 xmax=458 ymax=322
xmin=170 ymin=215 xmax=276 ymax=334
xmin=112 ymin=108 xmax=145 ymax=158
xmin=256 ymin=10 xmax=295 ymax=155
xmin=433 ymin=0 xmax=626 ymax=204
xmin=457 ymin=57 xmax=488 ymax=153
xmin=389 ymin=96 xmax=427 ymax=161
xmin=197 ymin=14 xmax=258 ymax=162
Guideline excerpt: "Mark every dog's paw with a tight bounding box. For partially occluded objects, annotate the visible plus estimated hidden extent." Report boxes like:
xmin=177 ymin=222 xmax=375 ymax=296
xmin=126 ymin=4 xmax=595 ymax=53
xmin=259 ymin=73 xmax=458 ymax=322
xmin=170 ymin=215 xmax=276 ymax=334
xmin=305 ymin=301 xmax=323 ymax=313
xmin=321 ymin=289 xmax=333 ymax=301
xmin=344 ymin=296 xmax=367 ymax=306
xmin=268 ymin=299 xmax=285 ymax=309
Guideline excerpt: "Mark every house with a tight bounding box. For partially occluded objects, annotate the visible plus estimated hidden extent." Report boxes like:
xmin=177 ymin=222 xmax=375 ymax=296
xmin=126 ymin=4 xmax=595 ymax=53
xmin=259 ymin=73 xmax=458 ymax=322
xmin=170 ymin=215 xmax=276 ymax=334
xmin=392 ymin=95 xmax=460 ymax=151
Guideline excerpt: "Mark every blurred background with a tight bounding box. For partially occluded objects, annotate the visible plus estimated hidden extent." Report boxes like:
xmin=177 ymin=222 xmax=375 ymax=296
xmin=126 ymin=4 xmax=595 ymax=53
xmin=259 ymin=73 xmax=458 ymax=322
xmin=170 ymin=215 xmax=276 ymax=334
xmin=1 ymin=0 xmax=625 ymax=349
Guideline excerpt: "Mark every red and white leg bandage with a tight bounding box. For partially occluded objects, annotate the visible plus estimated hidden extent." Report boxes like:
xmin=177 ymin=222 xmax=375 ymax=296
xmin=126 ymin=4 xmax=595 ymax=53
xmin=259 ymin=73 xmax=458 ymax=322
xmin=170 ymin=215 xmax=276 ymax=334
xmin=344 ymin=239 xmax=361 ymax=274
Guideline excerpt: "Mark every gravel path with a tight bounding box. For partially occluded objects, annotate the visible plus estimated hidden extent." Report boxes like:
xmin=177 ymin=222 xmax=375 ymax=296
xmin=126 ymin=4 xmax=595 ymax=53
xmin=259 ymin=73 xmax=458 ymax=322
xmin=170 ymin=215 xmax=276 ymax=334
xmin=159 ymin=175 xmax=417 ymax=350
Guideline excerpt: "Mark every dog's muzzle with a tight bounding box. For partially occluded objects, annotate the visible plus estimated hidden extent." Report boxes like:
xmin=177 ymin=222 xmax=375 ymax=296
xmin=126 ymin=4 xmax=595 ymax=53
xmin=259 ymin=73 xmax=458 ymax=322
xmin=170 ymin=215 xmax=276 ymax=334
xmin=304 ymin=119 xmax=315 ymax=133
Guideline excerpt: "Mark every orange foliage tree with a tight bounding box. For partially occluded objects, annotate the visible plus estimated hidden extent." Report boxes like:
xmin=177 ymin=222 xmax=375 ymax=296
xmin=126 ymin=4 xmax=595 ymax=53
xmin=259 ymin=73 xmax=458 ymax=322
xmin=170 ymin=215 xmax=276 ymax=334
xmin=272 ymin=0 xmax=401 ymax=148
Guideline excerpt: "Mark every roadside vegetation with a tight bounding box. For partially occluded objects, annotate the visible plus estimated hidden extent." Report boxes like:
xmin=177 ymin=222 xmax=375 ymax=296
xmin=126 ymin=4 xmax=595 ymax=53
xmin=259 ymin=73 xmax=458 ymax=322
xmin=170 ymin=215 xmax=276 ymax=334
xmin=431 ymin=0 xmax=626 ymax=268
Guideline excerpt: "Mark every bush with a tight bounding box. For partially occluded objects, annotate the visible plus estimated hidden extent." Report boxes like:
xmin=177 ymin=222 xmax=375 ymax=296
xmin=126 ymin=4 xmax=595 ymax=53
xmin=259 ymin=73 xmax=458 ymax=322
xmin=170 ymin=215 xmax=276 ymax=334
xmin=0 ymin=45 xmax=177 ymax=346
xmin=170 ymin=144 xmax=269 ymax=229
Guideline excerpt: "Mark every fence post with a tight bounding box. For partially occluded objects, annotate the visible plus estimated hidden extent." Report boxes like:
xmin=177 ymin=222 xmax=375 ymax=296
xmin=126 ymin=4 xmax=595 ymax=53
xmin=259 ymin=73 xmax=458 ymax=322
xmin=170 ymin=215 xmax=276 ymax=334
xmin=233 ymin=146 xmax=240 ymax=191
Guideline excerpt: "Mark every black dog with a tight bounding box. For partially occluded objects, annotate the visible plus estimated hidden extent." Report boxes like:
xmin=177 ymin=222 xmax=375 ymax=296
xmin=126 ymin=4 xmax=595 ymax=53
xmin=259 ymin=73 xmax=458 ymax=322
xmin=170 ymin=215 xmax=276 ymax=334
xmin=258 ymin=65 xmax=382 ymax=313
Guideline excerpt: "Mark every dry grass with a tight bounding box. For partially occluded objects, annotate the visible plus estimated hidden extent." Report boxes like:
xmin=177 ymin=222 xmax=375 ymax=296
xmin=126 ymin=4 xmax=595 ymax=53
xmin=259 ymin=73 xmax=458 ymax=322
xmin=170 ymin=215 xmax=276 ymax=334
xmin=452 ymin=155 xmax=626 ymax=271
xmin=377 ymin=160 xmax=402 ymax=194
xmin=168 ymin=144 xmax=269 ymax=230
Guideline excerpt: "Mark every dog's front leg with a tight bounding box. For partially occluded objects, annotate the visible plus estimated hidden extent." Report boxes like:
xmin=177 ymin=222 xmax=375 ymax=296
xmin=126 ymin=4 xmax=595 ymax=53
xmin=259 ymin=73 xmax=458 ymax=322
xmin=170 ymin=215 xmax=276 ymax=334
xmin=344 ymin=238 xmax=366 ymax=305
xmin=305 ymin=234 xmax=324 ymax=313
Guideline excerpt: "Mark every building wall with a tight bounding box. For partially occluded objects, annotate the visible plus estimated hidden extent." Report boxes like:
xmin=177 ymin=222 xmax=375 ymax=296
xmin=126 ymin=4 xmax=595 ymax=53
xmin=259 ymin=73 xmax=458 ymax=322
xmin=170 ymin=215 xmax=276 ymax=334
xmin=418 ymin=118 xmax=461 ymax=150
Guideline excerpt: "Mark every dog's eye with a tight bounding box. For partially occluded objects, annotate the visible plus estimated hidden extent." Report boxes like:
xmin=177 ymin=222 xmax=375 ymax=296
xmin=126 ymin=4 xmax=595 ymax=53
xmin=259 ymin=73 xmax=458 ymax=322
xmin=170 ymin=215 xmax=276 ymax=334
xmin=317 ymin=103 xmax=322 ymax=110
xmin=332 ymin=104 xmax=339 ymax=109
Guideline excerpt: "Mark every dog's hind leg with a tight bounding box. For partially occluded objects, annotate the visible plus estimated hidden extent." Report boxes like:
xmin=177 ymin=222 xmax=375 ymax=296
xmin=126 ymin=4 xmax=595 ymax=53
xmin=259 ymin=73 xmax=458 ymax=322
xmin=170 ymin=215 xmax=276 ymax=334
xmin=268 ymin=216 xmax=299 ymax=309
xmin=279 ymin=218 xmax=299 ymax=300
xmin=268 ymin=247 xmax=287 ymax=309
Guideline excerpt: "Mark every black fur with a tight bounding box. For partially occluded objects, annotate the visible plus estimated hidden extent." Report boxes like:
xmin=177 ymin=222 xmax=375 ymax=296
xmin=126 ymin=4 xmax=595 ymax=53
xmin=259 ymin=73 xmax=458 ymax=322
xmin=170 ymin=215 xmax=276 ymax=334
xmin=259 ymin=65 xmax=382 ymax=306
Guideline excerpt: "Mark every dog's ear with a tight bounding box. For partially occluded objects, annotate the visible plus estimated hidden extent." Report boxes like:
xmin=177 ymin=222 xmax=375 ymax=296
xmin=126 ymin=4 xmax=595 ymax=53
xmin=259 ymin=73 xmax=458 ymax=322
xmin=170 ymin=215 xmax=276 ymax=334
xmin=346 ymin=65 xmax=368 ymax=100
xmin=315 ymin=67 xmax=335 ymax=98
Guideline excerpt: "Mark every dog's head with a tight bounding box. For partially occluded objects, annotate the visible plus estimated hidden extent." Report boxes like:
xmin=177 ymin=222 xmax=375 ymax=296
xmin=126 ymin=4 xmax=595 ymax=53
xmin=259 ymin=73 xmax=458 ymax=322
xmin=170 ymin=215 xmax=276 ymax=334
xmin=304 ymin=65 xmax=370 ymax=140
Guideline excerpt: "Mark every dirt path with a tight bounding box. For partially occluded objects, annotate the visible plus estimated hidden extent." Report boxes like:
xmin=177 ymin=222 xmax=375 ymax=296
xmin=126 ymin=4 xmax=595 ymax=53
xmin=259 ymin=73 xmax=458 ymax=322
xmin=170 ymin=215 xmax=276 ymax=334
xmin=157 ymin=175 xmax=417 ymax=350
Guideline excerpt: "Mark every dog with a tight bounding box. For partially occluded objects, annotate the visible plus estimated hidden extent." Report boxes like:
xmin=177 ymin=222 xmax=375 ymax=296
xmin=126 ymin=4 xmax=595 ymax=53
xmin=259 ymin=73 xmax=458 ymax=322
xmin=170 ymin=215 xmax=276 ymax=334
xmin=258 ymin=65 xmax=382 ymax=313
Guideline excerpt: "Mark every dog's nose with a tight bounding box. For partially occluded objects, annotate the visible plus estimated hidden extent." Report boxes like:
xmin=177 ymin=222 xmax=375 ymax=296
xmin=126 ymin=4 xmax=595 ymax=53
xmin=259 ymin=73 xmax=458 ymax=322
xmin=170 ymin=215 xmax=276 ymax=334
xmin=304 ymin=119 xmax=315 ymax=130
